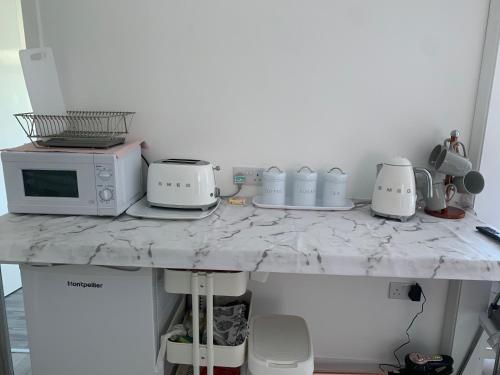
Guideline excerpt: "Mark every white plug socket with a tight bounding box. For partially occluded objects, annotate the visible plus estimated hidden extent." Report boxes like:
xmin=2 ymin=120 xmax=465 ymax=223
xmin=233 ymin=167 xmax=264 ymax=185
xmin=388 ymin=282 xmax=413 ymax=300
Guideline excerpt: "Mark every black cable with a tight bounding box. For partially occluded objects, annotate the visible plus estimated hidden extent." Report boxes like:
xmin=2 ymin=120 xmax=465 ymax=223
xmin=140 ymin=155 xmax=150 ymax=198
xmin=378 ymin=284 xmax=427 ymax=373
xmin=220 ymin=184 xmax=242 ymax=199
xmin=393 ymin=287 xmax=427 ymax=368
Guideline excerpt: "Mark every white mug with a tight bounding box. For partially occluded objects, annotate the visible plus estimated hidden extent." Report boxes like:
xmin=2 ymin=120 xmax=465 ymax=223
xmin=293 ymin=166 xmax=317 ymax=206
xmin=435 ymin=148 xmax=472 ymax=177
xmin=429 ymin=140 xmax=467 ymax=167
xmin=453 ymin=171 xmax=485 ymax=195
xmin=322 ymin=167 xmax=348 ymax=207
xmin=429 ymin=144 xmax=445 ymax=167
xmin=262 ymin=166 xmax=286 ymax=205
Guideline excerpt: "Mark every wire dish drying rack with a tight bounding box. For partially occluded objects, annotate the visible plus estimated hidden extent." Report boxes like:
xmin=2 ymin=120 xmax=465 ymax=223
xmin=14 ymin=111 xmax=135 ymax=148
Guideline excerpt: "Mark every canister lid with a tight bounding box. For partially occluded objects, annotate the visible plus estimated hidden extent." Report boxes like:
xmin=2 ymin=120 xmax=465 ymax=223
xmin=263 ymin=166 xmax=286 ymax=181
xmin=295 ymin=166 xmax=317 ymax=180
xmin=324 ymin=167 xmax=347 ymax=181
xmin=250 ymin=315 xmax=311 ymax=363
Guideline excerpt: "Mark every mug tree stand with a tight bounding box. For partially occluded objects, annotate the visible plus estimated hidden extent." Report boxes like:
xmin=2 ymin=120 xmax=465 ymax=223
xmin=425 ymin=130 xmax=467 ymax=220
xmin=425 ymin=176 xmax=465 ymax=220
xmin=425 ymin=206 xmax=465 ymax=220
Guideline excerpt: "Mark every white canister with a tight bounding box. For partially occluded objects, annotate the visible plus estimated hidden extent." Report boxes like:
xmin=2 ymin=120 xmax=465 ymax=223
xmin=293 ymin=166 xmax=318 ymax=206
xmin=322 ymin=167 xmax=348 ymax=207
xmin=262 ymin=166 xmax=286 ymax=205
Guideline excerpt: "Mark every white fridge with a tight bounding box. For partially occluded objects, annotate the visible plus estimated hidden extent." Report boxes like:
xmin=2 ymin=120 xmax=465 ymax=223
xmin=20 ymin=264 xmax=180 ymax=375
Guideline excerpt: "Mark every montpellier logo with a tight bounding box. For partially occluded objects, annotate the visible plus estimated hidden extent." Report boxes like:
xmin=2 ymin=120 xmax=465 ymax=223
xmin=66 ymin=281 xmax=103 ymax=289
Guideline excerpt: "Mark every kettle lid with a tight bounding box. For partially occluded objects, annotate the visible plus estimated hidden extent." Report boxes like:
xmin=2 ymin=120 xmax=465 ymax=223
xmin=384 ymin=156 xmax=412 ymax=166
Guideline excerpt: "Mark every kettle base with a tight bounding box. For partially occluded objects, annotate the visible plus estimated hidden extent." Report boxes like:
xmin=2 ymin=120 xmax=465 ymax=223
xmin=425 ymin=206 xmax=465 ymax=220
xmin=370 ymin=209 xmax=414 ymax=222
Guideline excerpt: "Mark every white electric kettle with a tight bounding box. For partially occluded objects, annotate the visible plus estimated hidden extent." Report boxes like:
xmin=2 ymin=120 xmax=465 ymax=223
xmin=371 ymin=157 xmax=433 ymax=221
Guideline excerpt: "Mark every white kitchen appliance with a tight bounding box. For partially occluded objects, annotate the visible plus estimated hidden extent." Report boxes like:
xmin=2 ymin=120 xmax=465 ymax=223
xmin=1 ymin=142 xmax=143 ymax=216
xmin=371 ymin=157 xmax=433 ymax=221
xmin=147 ymin=159 xmax=219 ymax=210
xmin=20 ymin=265 xmax=180 ymax=375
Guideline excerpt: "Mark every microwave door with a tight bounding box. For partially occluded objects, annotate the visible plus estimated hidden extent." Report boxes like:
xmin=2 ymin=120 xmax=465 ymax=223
xmin=4 ymin=155 xmax=98 ymax=215
xmin=22 ymin=169 xmax=80 ymax=199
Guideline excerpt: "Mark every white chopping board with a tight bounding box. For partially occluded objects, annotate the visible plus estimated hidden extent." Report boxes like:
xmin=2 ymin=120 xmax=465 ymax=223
xmin=19 ymin=47 xmax=66 ymax=115
xmin=252 ymin=195 xmax=354 ymax=211
xmin=127 ymin=197 xmax=221 ymax=220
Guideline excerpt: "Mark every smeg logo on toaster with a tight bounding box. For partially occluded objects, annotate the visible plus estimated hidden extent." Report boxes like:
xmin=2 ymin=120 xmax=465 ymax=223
xmin=157 ymin=181 xmax=192 ymax=188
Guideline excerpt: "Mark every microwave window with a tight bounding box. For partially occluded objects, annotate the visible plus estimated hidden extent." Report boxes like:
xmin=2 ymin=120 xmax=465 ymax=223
xmin=22 ymin=170 xmax=79 ymax=198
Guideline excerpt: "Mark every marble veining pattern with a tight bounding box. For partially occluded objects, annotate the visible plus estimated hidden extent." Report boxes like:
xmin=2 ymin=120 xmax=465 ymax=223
xmin=0 ymin=203 xmax=499 ymax=281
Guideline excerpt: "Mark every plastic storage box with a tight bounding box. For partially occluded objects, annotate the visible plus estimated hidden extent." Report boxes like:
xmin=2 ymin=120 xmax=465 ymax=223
xmin=164 ymin=269 xmax=249 ymax=296
xmin=166 ymin=291 xmax=252 ymax=368
xmin=248 ymin=315 xmax=314 ymax=375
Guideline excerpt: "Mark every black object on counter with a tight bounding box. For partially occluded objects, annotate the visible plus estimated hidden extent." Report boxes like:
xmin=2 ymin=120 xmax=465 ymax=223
xmin=477 ymin=226 xmax=500 ymax=244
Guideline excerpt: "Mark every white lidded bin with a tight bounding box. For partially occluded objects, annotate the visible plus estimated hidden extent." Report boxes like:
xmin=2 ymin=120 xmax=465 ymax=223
xmin=322 ymin=167 xmax=348 ymax=207
xmin=248 ymin=315 xmax=314 ymax=375
xmin=262 ymin=166 xmax=287 ymax=205
xmin=293 ymin=167 xmax=318 ymax=206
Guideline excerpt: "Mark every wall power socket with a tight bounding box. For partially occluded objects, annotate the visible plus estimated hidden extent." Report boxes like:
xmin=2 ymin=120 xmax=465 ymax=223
xmin=233 ymin=167 xmax=264 ymax=185
xmin=388 ymin=282 xmax=415 ymax=300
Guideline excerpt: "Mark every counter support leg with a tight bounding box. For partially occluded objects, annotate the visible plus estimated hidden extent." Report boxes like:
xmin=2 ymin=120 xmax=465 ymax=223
xmin=456 ymin=325 xmax=484 ymax=375
xmin=0 ymin=268 xmax=14 ymax=375
xmin=493 ymin=343 xmax=500 ymax=375
xmin=192 ymin=273 xmax=200 ymax=375
xmin=207 ymin=273 xmax=214 ymax=375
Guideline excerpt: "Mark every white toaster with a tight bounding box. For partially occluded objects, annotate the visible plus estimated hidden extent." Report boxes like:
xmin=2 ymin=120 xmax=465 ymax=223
xmin=147 ymin=159 xmax=219 ymax=210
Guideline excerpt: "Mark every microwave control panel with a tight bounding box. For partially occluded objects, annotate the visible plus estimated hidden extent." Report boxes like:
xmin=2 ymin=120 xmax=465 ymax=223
xmin=95 ymin=164 xmax=116 ymax=207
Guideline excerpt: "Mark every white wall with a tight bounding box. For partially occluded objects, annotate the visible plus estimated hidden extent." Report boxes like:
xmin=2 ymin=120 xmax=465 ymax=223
xmin=22 ymin=0 xmax=489 ymax=198
xmin=249 ymin=274 xmax=449 ymax=365
xmin=20 ymin=0 xmax=490 ymax=364
xmin=1 ymin=0 xmax=30 ymax=296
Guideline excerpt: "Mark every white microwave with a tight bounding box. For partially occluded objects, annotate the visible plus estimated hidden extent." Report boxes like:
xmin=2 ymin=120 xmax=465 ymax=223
xmin=1 ymin=144 xmax=143 ymax=216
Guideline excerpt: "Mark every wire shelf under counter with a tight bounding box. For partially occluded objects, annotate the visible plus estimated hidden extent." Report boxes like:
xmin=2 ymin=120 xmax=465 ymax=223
xmin=14 ymin=110 xmax=135 ymax=148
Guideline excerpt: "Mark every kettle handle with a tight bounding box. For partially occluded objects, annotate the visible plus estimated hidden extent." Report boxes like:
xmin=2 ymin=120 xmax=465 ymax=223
xmin=414 ymin=167 xmax=433 ymax=199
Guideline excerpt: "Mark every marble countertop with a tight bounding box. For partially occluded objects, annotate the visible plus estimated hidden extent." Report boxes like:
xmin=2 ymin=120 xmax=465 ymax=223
xmin=0 ymin=202 xmax=499 ymax=281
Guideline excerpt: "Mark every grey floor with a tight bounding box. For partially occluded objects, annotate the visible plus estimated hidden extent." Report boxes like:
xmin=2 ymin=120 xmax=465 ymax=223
xmin=5 ymin=288 xmax=31 ymax=375
xmin=12 ymin=353 xmax=31 ymax=375
xmin=5 ymin=288 xmax=29 ymax=350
